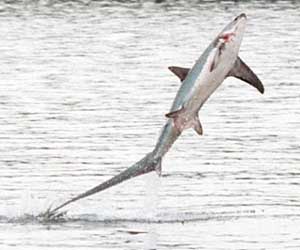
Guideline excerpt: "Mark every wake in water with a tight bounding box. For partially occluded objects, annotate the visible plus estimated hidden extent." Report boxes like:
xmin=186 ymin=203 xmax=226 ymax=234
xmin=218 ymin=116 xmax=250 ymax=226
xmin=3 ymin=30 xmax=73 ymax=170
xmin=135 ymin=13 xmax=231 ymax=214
xmin=1 ymin=209 xmax=259 ymax=225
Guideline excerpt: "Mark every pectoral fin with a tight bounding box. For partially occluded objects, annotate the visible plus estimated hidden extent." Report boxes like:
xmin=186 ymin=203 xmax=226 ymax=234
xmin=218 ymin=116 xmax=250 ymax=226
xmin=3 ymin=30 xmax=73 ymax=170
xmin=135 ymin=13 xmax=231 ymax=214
xmin=228 ymin=57 xmax=264 ymax=94
xmin=193 ymin=115 xmax=203 ymax=135
xmin=168 ymin=66 xmax=190 ymax=81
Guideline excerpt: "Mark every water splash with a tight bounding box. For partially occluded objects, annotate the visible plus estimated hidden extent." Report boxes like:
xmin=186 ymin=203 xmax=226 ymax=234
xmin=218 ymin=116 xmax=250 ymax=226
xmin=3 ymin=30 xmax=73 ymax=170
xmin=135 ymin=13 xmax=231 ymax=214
xmin=143 ymin=172 xmax=161 ymax=219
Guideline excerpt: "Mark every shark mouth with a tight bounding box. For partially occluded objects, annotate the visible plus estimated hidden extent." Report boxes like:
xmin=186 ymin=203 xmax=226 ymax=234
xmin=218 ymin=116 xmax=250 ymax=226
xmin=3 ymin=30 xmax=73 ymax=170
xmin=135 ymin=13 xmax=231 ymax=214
xmin=210 ymin=30 xmax=235 ymax=72
xmin=219 ymin=31 xmax=235 ymax=43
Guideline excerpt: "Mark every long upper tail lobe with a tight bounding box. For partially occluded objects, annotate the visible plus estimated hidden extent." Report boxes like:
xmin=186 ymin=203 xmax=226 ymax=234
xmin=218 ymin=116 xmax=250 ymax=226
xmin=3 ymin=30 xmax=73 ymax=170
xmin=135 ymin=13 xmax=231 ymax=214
xmin=41 ymin=152 xmax=161 ymax=219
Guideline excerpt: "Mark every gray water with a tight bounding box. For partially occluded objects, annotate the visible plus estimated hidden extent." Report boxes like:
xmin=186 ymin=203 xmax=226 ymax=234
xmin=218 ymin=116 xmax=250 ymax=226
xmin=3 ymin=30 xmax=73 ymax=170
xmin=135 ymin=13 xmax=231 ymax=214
xmin=0 ymin=0 xmax=300 ymax=249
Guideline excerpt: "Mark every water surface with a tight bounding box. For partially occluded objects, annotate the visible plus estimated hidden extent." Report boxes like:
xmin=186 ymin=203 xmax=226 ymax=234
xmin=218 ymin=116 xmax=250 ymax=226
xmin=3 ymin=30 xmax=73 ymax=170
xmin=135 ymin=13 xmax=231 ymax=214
xmin=0 ymin=0 xmax=300 ymax=249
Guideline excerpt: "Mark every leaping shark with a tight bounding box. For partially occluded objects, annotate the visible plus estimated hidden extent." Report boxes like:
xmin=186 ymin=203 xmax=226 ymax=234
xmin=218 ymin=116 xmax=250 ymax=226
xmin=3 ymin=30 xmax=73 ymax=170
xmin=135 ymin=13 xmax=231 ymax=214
xmin=42 ymin=13 xmax=264 ymax=220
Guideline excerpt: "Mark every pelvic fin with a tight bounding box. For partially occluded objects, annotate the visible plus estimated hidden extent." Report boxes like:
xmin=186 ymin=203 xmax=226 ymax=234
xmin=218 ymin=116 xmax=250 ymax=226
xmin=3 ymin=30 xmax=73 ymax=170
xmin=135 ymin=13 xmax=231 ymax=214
xmin=193 ymin=115 xmax=203 ymax=135
xmin=165 ymin=107 xmax=185 ymax=118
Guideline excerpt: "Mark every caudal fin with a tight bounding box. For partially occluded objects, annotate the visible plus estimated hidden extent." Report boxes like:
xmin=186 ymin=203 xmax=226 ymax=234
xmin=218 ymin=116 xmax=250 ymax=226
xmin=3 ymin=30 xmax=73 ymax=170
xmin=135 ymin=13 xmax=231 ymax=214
xmin=40 ymin=153 xmax=162 ymax=220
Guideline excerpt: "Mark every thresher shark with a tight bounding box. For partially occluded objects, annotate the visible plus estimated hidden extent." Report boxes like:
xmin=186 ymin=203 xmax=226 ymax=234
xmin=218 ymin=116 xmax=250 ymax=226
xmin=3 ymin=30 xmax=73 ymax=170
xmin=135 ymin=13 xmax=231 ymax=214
xmin=41 ymin=13 xmax=264 ymax=220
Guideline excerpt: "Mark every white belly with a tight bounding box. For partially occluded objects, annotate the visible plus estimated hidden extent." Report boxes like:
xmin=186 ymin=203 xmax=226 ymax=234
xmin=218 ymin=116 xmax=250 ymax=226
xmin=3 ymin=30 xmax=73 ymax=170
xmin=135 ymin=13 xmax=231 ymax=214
xmin=185 ymin=47 xmax=237 ymax=114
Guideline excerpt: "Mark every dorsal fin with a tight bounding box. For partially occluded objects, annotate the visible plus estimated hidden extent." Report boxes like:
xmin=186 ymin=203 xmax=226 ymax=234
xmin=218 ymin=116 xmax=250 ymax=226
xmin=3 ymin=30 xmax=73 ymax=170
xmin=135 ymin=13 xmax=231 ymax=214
xmin=227 ymin=57 xmax=264 ymax=94
xmin=168 ymin=66 xmax=190 ymax=82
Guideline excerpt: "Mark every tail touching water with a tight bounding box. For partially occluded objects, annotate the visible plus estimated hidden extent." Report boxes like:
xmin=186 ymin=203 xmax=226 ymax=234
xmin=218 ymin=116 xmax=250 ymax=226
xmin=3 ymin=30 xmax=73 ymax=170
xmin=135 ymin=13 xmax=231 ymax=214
xmin=41 ymin=152 xmax=162 ymax=220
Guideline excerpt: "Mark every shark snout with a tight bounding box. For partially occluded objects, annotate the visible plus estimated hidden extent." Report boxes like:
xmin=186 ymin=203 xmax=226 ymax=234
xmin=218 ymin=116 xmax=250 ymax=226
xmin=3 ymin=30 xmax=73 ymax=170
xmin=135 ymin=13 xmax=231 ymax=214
xmin=235 ymin=13 xmax=247 ymax=21
xmin=219 ymin=13 xmax=247 ymax=42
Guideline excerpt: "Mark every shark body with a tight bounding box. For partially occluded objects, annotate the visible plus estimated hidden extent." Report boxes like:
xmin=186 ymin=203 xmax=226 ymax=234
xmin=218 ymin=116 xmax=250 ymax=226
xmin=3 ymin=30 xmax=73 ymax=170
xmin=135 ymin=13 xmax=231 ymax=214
xmin=153 ymin=13 xmax=263 ymax=160
xmin=43 ymin=13 xmax=264 ymax=219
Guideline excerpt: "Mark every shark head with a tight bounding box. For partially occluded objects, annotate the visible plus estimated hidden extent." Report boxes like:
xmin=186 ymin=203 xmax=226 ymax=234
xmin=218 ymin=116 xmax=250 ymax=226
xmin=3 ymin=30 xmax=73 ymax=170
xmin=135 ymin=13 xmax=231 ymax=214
xmin=216 ymin=13 xmax=247 ymax=54
xmin=209 ymin=13 xmax=247 ymax=72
